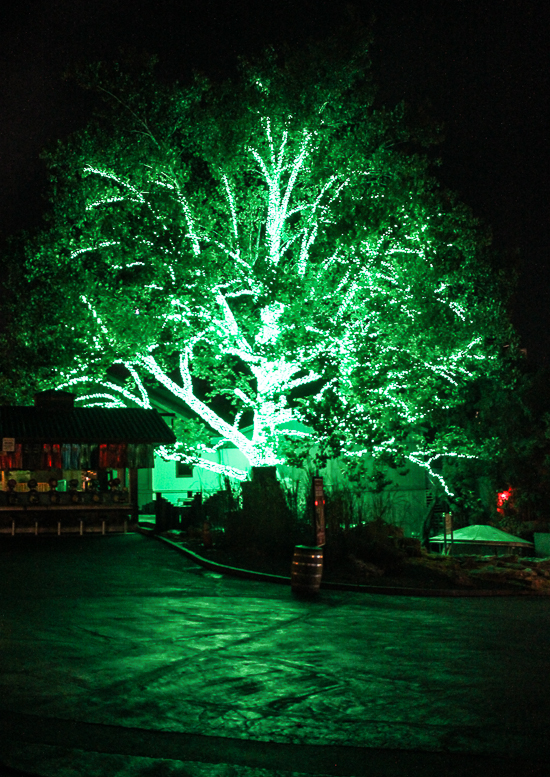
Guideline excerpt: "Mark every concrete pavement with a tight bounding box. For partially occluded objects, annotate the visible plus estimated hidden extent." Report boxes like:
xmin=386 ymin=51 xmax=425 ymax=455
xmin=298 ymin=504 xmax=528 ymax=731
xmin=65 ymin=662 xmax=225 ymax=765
xmin=0 ymin=533 xmax=549 ymax=776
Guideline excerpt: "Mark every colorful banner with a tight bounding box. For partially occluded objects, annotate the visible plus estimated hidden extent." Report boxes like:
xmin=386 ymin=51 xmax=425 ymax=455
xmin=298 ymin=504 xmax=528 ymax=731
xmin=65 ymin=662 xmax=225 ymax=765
xmin=1 ymin=441 xmax=154 ymax=470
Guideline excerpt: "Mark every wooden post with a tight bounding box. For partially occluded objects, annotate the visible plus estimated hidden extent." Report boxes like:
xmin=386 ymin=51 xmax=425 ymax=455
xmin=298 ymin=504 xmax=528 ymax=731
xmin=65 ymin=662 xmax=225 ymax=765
xmin=11 ymin=520 xmax=15 ymax=536
xmin=57 ymin=521 xmax=61 ymax=536
xmin=80 ymin=520 xmax=83 ymax=536
xmin=129 ymin=467 xmax=138 ymax=523
xmin=444 ymin=512 xmax=453 ymax=555
xmin=155 ymin=491 xmax=163 ymax=533
xmin=312 ymin=476 xmax=326 ymax=547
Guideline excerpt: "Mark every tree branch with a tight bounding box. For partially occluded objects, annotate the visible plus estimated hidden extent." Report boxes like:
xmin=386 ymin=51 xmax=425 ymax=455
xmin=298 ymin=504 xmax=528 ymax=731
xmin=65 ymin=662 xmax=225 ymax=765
xmin=140 ymin=352 xmax=259 ymax=462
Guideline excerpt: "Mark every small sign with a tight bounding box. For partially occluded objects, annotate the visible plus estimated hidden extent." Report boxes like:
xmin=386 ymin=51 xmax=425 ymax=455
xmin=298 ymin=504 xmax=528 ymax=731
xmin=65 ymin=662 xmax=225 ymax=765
xmin=312 ymin=476 xmax=326 ymax=546
xmin=2 ymin=438 xmax=15 ymax=453
xmin=444 ymin=513 xmax=453 ymax=533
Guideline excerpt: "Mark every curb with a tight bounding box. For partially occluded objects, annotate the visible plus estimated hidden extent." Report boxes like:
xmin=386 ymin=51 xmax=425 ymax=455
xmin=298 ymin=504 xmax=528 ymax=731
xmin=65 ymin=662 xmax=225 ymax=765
xmin=2 ymin=710 xmax=548 ymax=777
xmin=138 ymin=528 xmax=550 ymax=598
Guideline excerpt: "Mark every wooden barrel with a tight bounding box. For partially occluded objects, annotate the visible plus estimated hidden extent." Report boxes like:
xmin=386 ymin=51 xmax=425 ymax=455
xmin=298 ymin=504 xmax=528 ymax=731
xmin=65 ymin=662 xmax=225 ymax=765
xmin=291 ymin=545 xmax=323 ymax=595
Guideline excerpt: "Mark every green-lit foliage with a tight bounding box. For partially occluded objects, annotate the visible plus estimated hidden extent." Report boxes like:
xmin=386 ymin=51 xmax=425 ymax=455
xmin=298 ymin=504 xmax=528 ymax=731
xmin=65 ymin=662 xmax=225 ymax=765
xmin=24 ymin=38 xmax=519 ymax=490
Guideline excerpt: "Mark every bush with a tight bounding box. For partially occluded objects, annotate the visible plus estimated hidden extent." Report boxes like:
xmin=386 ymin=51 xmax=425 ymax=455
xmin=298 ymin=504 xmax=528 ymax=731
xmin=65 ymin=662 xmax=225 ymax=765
xmin=204 ymin=478 xmax=412 ymax=573
xmin=212 ymin=473 xmax=311 ymax=559
xmin=351 ymin=537 xmax=407 ymax=573
xmin=399 ymin=537 xmax=422 ymax=557
xmin=324 ymin=518 xmax=407 ymax=573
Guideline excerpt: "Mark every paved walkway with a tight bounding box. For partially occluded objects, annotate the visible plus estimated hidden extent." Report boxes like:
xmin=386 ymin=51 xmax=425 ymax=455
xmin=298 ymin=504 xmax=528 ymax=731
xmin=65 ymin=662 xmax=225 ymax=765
xmin=0 ymin=534 xmax=549 ymax=776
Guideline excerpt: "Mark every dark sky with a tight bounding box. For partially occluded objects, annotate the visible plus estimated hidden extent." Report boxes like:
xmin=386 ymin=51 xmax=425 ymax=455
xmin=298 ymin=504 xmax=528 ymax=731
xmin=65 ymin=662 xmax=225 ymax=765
xmin=0 ymin=0 xmax=548 ymax=359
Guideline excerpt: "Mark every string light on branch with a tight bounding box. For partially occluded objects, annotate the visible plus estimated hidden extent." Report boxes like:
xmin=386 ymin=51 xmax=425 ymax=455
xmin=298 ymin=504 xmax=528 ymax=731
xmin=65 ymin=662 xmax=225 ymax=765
xmin=31 ymin=51 xmax=516 ymax=490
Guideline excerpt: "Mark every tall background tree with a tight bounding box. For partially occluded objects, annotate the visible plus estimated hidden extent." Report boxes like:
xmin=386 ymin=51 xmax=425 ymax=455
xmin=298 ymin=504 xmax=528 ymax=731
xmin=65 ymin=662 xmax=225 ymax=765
xmin=19 ymin=34 xmax=519 ymax=491
xmin=0 ymin=235 xmax=87 ymax=405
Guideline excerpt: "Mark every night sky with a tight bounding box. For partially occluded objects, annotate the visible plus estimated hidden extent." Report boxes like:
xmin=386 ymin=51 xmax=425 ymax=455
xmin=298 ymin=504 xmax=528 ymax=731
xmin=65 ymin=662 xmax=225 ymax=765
xmin=1 ymin=0 xmax=548 ymax=360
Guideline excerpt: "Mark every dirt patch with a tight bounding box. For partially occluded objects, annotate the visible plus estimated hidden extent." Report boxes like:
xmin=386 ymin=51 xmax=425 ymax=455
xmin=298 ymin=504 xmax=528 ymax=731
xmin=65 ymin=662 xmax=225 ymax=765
xmin=164 ymin=532 xmax=550 ymax=592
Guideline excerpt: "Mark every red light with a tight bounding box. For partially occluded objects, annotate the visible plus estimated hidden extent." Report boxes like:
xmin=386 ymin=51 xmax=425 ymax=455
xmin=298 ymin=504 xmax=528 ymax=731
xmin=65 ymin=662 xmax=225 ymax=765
xmin=496 ymin=489 xmax=513 ymax=514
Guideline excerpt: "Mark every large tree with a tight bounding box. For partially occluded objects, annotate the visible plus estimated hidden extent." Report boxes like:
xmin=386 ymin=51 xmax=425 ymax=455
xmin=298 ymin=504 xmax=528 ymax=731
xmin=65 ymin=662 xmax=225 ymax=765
xmin=23 ymin=36 xmax=519 ymax=490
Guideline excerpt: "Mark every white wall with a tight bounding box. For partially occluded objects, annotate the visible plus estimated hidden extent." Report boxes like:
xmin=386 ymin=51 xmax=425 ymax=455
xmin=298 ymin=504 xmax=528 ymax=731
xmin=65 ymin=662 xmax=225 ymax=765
xmin=145 ymin=444 xmax=431 ymax=536
xmin=150 ymin=446 xmax=252 ymax=506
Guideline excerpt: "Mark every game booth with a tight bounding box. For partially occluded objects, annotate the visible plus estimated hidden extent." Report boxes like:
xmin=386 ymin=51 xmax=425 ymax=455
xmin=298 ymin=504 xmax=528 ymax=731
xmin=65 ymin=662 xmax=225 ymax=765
xmin=0 ymin=390 xmax=176 ymax=535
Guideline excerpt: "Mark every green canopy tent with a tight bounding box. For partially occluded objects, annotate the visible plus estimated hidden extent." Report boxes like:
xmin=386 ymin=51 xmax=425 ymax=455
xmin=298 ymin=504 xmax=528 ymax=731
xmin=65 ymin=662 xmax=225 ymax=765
xmin=429 ymin=524 xmax=534 ymax=556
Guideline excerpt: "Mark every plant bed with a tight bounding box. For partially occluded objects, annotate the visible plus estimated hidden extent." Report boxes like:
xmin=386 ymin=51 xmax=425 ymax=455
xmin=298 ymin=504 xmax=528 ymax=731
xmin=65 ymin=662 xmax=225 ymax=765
xmin=163 ymin=531 xmax=550 ymax=591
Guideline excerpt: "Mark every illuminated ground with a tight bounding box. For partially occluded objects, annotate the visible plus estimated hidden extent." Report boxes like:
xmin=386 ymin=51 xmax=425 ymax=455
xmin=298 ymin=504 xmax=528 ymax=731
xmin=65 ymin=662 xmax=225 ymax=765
xmin=0 ymin=533 xmax=548 ymax=776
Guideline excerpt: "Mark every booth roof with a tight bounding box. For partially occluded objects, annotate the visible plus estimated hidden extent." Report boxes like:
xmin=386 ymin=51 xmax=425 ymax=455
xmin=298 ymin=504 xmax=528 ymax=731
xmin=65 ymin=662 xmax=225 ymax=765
xmin=430 ymin=524 xmax=533 ymax=547
xmin=0 ymin=406 xmax=176 ymax=445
